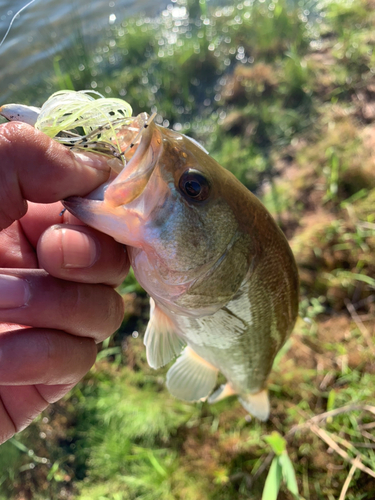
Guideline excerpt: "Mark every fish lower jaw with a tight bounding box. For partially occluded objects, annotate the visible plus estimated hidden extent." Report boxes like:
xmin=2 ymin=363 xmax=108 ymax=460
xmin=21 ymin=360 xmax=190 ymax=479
xmin=63 ymin=196 xmax=100 ymax=223
xmin=62 ymin=197 xmax=143 ymax=247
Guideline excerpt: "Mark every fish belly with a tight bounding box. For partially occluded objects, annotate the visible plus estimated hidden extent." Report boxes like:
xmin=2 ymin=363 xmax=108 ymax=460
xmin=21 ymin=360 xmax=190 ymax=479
xmin=177 ymin=308 xmax=272 ymax=396
xmin=166 ymin=311 xmax=274 ymax=421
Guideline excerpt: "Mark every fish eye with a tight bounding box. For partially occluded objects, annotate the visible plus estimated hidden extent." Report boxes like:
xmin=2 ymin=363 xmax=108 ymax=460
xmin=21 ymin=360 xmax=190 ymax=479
xmin=178 ymin=169 xmax=210 ymax=201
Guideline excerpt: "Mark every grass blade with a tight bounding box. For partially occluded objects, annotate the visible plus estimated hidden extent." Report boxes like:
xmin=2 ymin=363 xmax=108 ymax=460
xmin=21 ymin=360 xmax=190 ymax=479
xmin=262 ymin=457 xmax=282 ymax=500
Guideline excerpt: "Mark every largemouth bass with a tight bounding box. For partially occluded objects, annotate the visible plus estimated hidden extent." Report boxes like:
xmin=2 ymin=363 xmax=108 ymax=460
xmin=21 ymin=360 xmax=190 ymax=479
xmin=1 ymin=94 xmax=299 ymax=421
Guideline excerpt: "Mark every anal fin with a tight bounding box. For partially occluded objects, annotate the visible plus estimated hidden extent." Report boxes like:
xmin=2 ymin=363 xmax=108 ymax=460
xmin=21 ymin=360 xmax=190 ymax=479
xmin=207 ymin=383 xmax=237 ymax=404
xmin=166 ymin=347 xmax=218 ymax=402
xmin=144 ymin=298 xmax=185 ymax=369
xmin=238 ymin=389 xmax=270 ymax=422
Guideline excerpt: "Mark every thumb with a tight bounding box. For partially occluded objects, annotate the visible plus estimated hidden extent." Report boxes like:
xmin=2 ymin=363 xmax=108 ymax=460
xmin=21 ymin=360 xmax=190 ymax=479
xmin=0 ymin=121 xmax=113 ymax=229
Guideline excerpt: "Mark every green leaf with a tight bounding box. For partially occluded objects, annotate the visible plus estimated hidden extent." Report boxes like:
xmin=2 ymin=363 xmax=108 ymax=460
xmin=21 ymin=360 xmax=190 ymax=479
xmin=47 ymin=461 xmax=64 ymax=482
xmin=264 ymin=431 xmax=287 ymax=456
xmin=96 ymin=347 xmax=122 ymax=361
xmin=9 ymin=438 xmax=29 ymax=454
xmin=327 ymin=389 xmax=336 ymax=412
xmin=262 ymin=457 xmax=282 ymax=500
xmin=279 ymin=453 xmax=299 ymax=497
xmin=147 ymin=451 xmax=167 ymax=477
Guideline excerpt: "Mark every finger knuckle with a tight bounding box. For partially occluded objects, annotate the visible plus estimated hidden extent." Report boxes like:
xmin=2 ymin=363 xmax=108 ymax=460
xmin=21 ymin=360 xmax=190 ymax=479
xmin=55 ymin=281 xmax=124 ymax=340
xmin=40 ymin=331 xmax=60 ymax=369
xmin=59 ymin=282 xmax=82 ymax=325
xmin=109 ymin=289 xmax=126 ymax=331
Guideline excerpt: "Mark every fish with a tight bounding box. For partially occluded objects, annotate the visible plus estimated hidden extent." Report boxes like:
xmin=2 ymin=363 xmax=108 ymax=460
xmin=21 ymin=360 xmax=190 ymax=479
xmin=1 ymin=100 xmax=299 ymax=421
xmin=63 ymin=114 xmax=299 ymax=421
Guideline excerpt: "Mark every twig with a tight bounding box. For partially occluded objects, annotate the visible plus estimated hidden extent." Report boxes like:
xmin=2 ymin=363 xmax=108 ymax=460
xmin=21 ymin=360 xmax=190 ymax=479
xmin=328 ymin=434 xmax=361 ymax=455
xmin=344 ymin=299 xmax=375 ymax=355
xmin=360 ymin=421 xmax=375 ymax=431
xmin=308 ymin=425 xmax=375 ymax=468
xmin=251 ymin=451 xmax=274 ymax=484
xmin=338 ymin=455 xmax=362 ymax=500
xmin=350 ymin=442 xmax=375 ymax=449
xmin=358 ymin=221 xmax=375 ymax=230
xmin=319 ymin=371 xmax=335 ymax=391
xmin=246 ymin=405 xmax=375 ymax=495
xmin=309 ymin=424 xmax=375 ymax=479
xmin=352 ymin=294 xmax=375 ymax=310
xmin=288 ymin=404 xmax=375 ymax=436
xmin=321 ymin=431 xmax=375 ymax=468
xmin=360 ymin=429 xmax=375 ymax=442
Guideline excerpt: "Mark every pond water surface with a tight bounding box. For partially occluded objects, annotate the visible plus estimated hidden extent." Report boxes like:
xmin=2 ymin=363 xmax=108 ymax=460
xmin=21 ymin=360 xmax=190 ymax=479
xmin=0 ymin=0 xmax=170 ymax=102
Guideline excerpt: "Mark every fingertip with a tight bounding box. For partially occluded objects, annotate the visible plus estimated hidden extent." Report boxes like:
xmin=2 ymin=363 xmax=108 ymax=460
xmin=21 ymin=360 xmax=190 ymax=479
xmin=38 ymin=224 xmax=130 ymax=287
xmin=0 ymin=385 xmax=49 ymax=434
xmin=72 ymin=151 xmax=120 ymax=173
xmin=0 ymin=122 xmax=112 ymax=205
xmin=37 ymin=225 xmax=64 ymax=272
xmin=38 ymin=225 xmax=100 ymax=273
xmin=0 ymin=395 xmax=16 ymax=443
xmin=0 ymin=328 xmax=98 ymax=386
xmin=0 ymin=120 xmax=34 ymax=141
xmin=35 ymin=382 xmax=78 ymax=404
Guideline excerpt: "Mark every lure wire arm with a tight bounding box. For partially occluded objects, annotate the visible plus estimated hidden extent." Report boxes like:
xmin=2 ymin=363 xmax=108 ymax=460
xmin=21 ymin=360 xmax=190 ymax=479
xmin=118 ymin=111 xmax=157 ymax=158
xmin=58 ymin=111 xmax=157 ymax=160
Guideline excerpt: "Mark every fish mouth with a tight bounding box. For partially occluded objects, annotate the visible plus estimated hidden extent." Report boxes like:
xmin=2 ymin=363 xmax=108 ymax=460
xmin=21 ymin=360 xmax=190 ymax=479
xmin=63 ymin=196 xmax=105 ymax=222
xmin=104 ymin=113 xmax=161 ymax=206
xmin=62 ymin=113 xmax=163 ymax=246
xmin=62 ymin=191 xmax=142 ymax=247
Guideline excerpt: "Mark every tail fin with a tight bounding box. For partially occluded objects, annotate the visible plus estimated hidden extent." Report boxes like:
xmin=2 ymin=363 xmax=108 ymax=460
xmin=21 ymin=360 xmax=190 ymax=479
xmin=238 ymin=389 xmax=270 ymax=421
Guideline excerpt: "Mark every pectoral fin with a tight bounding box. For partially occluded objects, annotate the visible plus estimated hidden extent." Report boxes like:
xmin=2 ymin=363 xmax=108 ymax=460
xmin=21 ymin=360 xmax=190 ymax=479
xmin=166 ymin=347 xmax=218 ymax=401
xmin=238 ymin=389 xmax=270 ymax=422
xmin=144 ymin=298 xmax=185 ymax=369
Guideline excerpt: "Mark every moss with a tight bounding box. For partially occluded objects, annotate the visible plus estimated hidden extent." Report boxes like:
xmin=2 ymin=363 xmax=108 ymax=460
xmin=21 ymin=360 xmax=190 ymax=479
xmin=291 ymin=202 xmax=375 ymax=309
xmin=352 ymin=186 xmax=375 ymax=221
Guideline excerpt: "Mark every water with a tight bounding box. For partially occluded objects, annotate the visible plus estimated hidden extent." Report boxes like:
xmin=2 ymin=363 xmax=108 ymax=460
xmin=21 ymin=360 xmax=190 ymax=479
xmin=0 ymin=0 xmax=322 ymax=105
xmin=0 ymin=0 xmax=170 ymax=103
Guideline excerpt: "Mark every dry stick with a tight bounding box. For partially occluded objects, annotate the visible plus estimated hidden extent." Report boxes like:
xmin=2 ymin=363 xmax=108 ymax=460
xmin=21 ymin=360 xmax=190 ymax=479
xmin=338 ymin=455 xmax=362 ymax=500
xmin=316 ymin=429 xmax=375 ymax=468
xmin=344 ymin=298 xmax=375 ymax=355
xmin=361 ymin=429 xmax=375 ymax=442
xmin=253 ymin=405 xmax=375 ymax=487
xmin=288 ymin=404 xmax=375 ymax=436
xmin=309 ymin=424 xmax=375 ymax=479
xmin=286 ymin=404 xmax=375 ymax=483
xmin=351 ymin=442 xmax=375 ymax=449
xmin=360 ymin=421 xmax=375 ymax=431
xmin=251 ymin=451 xmax=274 ymax=484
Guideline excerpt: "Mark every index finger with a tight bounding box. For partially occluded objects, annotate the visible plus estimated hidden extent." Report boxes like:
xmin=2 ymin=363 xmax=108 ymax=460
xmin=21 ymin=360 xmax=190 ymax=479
xmin=0 ymin=122 xmax=113 ymax=229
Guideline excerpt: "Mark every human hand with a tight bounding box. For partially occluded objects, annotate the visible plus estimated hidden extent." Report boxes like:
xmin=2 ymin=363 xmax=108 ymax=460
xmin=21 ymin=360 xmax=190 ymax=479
xmin=0 ymin=122 xmax=129 ymax=444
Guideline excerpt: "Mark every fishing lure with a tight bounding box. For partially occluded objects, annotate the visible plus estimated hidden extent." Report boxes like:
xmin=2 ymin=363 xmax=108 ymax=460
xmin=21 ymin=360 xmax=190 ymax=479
xmin=0 ymin=90 xmax=157 ymax=165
